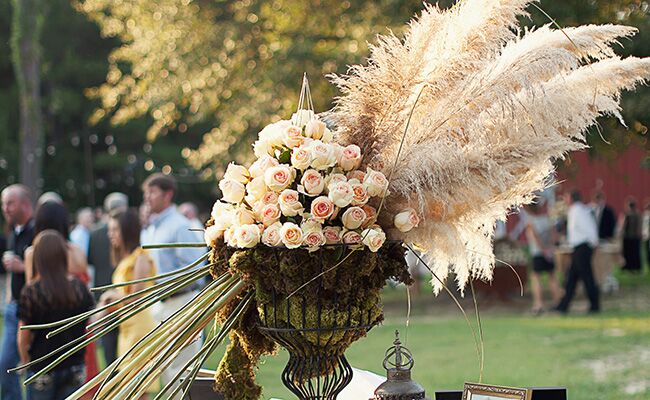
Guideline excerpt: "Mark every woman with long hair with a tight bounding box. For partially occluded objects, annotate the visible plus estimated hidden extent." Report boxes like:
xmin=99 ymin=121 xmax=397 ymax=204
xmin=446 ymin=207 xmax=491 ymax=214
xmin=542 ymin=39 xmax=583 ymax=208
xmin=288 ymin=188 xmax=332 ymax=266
xmin=99 ymin=208 xmax=157 ymax=398
xmin=619 ymin=197 xmax=642 ymax=272
xmin=17 ymin=230 xmax=95 ymax=400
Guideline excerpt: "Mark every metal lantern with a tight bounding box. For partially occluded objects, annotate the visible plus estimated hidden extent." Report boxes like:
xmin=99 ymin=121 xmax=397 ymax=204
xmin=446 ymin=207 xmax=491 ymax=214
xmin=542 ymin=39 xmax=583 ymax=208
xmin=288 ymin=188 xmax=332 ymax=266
xmin=372 ymin=330 xmax=428 ymax=400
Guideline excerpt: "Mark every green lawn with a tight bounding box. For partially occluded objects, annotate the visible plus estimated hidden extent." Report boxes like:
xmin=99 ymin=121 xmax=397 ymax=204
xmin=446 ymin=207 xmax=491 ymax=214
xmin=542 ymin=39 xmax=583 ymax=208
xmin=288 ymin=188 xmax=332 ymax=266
xmin=205 ymin=268 xmax=650 ymax=399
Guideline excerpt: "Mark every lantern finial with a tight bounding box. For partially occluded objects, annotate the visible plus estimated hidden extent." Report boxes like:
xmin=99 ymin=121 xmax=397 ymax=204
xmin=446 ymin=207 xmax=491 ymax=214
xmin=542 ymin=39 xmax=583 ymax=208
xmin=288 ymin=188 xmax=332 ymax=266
xmin=372 ymin=330 xmax=428 ymax=399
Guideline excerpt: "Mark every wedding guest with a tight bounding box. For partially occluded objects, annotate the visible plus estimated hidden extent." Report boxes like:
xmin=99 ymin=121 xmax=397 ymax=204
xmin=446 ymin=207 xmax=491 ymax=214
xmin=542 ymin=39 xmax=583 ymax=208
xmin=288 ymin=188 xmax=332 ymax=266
xmin=98 ymin=208 xmax=158 ymax=398
xmin=642 ymin=200 xmax=650 ymax=264
xmin=18 ymin=230 xmax=95 ymax=400
xmin=1 ymin=184 xmax=35 ymax=400
xmin=178 ymin=202 xmax=204 ymax=231
xmin=88 ymin=192 xmax=128 ymax=365
xmin=70 ymin=208 xmax=95 ymax=258
xmin=555 ymin=190 xmax=600 ymax=314
xmin=619 ymin=198 xmax=642 ymax=272
xmin=591 ymin=191 xmax=616 ymax=240
xmin=140 ymin=174 xmax=204 ymax=395
xmin=36 ymin=192 xmax=63 ymax=208
xmin=23 ymin=201 xmax=99 ymax=390
xmin=524 ymin=203 xmax=562 ymax=314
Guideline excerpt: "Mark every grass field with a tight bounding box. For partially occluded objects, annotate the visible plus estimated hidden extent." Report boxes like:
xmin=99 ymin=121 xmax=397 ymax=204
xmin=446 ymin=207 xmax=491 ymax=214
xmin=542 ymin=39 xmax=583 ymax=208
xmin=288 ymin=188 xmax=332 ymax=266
xmin=203 ymin=270 xmax=650 ymax=400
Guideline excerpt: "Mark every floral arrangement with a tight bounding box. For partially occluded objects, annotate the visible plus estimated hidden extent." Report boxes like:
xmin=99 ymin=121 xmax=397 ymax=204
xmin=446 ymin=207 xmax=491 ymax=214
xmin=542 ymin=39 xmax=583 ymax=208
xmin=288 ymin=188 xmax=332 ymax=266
xmin=203 ymin=94 xmax=419 ymax=254
xmin=16 ymin=1 xmax=650 ymax=400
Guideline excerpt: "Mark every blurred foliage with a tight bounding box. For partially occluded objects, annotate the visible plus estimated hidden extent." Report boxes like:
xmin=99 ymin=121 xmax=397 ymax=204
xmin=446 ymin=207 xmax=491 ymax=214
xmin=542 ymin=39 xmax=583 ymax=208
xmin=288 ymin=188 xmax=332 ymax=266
xmin=77 ymin=0 xmax=649 ymax=177
xmin=0 ymin=0 xmax=648 ymax=215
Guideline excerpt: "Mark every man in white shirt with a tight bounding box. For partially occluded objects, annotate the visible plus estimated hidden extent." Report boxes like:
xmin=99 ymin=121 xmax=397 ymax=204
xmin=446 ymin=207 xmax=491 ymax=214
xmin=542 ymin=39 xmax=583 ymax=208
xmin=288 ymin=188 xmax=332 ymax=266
xmin=555 ymin=190 xmax=600 ymax=313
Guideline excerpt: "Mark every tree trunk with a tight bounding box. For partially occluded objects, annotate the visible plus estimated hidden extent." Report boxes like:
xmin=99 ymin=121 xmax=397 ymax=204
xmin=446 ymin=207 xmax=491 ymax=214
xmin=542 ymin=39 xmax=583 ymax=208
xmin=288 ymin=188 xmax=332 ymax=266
xmin=10 ymin=0 xmax=44 ymax=195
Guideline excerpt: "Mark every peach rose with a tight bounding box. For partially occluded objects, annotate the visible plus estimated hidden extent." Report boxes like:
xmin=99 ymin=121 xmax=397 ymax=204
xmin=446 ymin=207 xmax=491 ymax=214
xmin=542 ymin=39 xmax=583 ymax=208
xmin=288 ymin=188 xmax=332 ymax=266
xmin=262 ymin=191 xmax=279 ymax=205
xmin=280 ymin=222 xmax=303 ymax=249
xmin=278 ymin=189 xmax=304 ymax=217
xmin=291 ymin=146 xmax=312 ymax=170
xmin=323 ymin=226 xmax=342 ymax=244
xmin=363 ymin=167 xmax=389 ymax=197
xmin=361 ymin=227 xmax=386 ymax=252
xmin=299 ymin=169 xmax=324 ymax=197
xmin=338 ymin=145 xmax=362 ymax=171
xmin=341 ymin=206 xmax=367 ymax=230
xmin=224 ymin=162 xmax=250 ymax=184
xmin=361 ymin=204 xmax=377 ymax=228
xmin=219 ymin=179 xmax=245 ymax=204
xmin=310 ymin=196 xmax=335 ymax=222
xmin=264 ymin=165 xmax=295 ymax=192
xmin=283 ymin=125 xmax=305 ymax=149
xmin=249 ymin=154 xmax=279 ymax=178
xmin=394 ymin=208 xmax=420 ymax=233
xmin=233 ymin=224 xmax=261 ymax=248
xmin=303 ymin=230 xmax=326 ymax=251
xmin=342 ymin=230 xmax=362 ymax=245
xmin=261 ymin=222 xmax=283 ymax=247
xmin=347 ymin=170 xmax=366 ymax=182
xmin=260 ymin=203 xmax=281 ymax=226
xmin=328 ymin=181 xmax=354 ymax=208
xmin=349 ymin=180 xmax=369 ymax=206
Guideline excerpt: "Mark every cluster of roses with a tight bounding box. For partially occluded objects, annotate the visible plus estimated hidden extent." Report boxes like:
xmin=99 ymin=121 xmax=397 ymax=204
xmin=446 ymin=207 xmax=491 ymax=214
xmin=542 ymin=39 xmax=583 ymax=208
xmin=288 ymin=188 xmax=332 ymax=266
xmin=204 ymin=111 xmax=420 ymax=253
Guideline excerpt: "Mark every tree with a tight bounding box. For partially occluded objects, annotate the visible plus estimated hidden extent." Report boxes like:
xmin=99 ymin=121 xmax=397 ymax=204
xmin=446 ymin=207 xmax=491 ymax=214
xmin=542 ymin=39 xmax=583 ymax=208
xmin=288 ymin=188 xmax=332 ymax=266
xmin=10 ymin=0 xmax=45 ymax=194
xmin=77 ymin=0 xmax=649 ymax=178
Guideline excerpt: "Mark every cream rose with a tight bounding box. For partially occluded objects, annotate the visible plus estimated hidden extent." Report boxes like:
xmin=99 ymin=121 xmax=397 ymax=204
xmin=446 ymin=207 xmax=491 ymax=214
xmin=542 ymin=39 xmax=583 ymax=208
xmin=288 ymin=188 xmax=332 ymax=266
xmin=211 ymin=201 xmax=235 ymax=221
xmin=224 ymin=162 xmax=250 ymax=184
xmin=310 ymin=196 xmax=335 ymax=222
xmin=254 ymin=121 xmax=290 ymax=157
xmin=321 ymin=126 xmax=333 ymax=143
xmin=361 ymin=204 xmax=377 ymax=228
xmin=291 ymin=146 xmax=312 ymax=170
xmin=324 ymin=173 xmax=347 ymax=193
xmin=219 ymin=179 xmax=245 ymax=204
xmin=300 ymin=218 xmax=322 ymax=233
xmin=261 ymin=222 xmax=283 ymax=247
xmin=280 ymin=222 xmax=303 ymax=249
xmin=235 ymin=206 xmax=256 ymax=225
xmin=361 ymin=227 xmax=386 ymax=252
xmin=394 ymin=208 xmax=420 ymax=233
xmin=363 ymin=168 xmax=389 ymax=197
xmin=342 ymin=230 xmax=362 ymax=245
xmin=204 ymin=225 xmax=223 ymax=247
xmin=224 ymin=226 xmax=237 ymax=247
xmin=328 ymin=181 xmax=354 ymax=208
xmin=283 ymin=125 xmax=305 ymax=149
xmin=299 ymin=169 xmax=324 ymax=197
xmin=264 ymin=165 xmax=295 ymax=192
xmin=233 ymin=224 xmax=261 ymax=248
xmin=249 ymin=155 xmax=279 ymax=178
xmin=323 ymin=226 xmax=342 ymax=244
xmin=349 ymin=180 xmax=369 ymax=206
xmin=278 ymin=189 xmax=304 ymax=217
xmin=260 ymin=203 xmax=281 ymax=226
xmin=309 ymin=141 xmax=337 ymax=170
xmin=339 ymin=145 xmax=362 ymax=171
xmin=303 ymin=230 xmax=326 ymax=251
xmin=305 ymin=119 xmax=326 ymax=140
xmin=245 ymin=176 xmax=267 ymax=204
xmin=341 ymin=207 xmax=367 ymax=230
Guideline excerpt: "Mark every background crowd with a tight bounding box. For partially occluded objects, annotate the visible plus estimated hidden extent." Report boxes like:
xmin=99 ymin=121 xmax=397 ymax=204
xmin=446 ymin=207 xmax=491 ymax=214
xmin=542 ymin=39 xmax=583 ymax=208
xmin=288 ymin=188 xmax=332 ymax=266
xmin=1 ymin=174 xmax=204 ymax=400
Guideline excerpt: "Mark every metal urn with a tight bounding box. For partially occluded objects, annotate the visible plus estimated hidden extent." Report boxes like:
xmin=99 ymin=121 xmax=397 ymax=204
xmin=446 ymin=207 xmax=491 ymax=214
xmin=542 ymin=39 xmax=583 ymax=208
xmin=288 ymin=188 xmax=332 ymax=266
xmin=372 ymin=330 xmax=429 ymax=400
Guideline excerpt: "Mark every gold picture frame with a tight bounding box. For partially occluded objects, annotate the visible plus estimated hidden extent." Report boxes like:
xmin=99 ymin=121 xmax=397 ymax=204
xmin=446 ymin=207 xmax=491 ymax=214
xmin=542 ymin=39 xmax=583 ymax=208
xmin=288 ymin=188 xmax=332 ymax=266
xmin=462 ymin=383 xmax=532 ymax=400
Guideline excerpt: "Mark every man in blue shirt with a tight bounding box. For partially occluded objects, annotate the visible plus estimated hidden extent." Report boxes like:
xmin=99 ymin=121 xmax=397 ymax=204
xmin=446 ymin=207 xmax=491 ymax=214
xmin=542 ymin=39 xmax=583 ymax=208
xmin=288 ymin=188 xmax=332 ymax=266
xmin=140 ymin=173 xmax=205 ymax=397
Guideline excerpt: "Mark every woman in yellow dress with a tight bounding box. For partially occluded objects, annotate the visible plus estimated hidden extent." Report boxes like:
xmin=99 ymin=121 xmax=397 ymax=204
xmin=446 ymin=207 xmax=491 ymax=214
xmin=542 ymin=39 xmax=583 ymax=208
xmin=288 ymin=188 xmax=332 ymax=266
xmin=99 ymin=208 xmax=158 ymax=398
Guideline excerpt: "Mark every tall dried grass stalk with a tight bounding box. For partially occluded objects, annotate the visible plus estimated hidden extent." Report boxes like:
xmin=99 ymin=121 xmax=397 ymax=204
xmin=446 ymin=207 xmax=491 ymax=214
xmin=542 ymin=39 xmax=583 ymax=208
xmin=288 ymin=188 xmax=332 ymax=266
xmin=329 ymin=1 xmax=650 ymax=293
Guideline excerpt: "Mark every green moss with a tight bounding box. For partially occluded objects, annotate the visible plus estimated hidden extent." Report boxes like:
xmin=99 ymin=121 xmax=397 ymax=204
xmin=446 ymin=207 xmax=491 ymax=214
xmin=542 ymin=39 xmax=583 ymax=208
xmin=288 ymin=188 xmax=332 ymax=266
xmin=210 ymin=240 xmax=410 ymax=400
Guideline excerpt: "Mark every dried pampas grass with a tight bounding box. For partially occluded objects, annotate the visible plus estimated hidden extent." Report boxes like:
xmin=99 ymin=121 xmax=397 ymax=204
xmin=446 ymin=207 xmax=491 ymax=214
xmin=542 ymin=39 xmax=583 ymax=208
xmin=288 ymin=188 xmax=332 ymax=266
xmin=329 ymin=0 xmax=650 ymax=294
